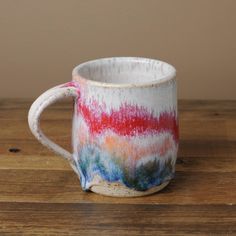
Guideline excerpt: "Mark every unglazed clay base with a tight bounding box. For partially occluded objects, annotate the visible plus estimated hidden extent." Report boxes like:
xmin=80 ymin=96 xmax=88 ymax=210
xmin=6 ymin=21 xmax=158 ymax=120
xmin=90 ymin=180 xmax=170 ymax=197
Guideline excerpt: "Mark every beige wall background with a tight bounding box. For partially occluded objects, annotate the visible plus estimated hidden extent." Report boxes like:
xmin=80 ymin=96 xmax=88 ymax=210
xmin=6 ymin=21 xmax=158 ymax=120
xmin=0 ymin=0 xmax=235 ymax=99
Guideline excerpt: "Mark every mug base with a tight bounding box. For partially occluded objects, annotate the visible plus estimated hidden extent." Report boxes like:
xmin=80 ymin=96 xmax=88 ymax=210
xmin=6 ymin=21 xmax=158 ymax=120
xmin=90 ymin=180 xmax=170 ymax=197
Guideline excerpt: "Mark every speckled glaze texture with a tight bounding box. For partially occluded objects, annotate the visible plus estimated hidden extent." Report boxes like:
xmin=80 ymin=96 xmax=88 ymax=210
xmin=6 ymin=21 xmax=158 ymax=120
xmin=28 ymin=57 xmax=178 ymax=197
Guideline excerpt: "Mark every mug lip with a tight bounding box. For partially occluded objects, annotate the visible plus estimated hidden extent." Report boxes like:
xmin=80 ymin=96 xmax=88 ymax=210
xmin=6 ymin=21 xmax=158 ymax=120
xmin=72 ymin=57 xmax=176 ymax=88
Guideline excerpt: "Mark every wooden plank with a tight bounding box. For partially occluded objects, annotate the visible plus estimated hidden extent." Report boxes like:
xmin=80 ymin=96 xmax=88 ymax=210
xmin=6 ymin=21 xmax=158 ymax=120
xmin=0 ymin=99 xmax=235 ymax=235
xmin=0 ymin=153 xmax=70 ymax=170
xmin=0 ymin=99 xmax=235 ymax=110
xmin=1 ymin=100 xmax=236 ymax=120
xmin=0 ymin=119 xmax=72 ymax=140
xmin=0 ymin=203 xmax=235 ymax=236
xmin=0 ymin=98 xmax=73 ymax=109
xmin=0 ymin=114 xmax=234 ymax=141
xmin=0 ymin=100 xmax=235 ymax=172
xmin=178 ymin=100 xmax=236 ymax=111
xmin=177 ymin=139 xmax=236 ymax=172
xmin=0 ymin=139 xmax=235 ymax=171
xmin=0 ymin=169 xmax=234 ymax=204
xmin=0 ymin=139 xmax=72 ymax=156
xmin=0 ymin=104 xmax=73 ymax=120
xmin=1 ymin=100 xmax=235 ymax=142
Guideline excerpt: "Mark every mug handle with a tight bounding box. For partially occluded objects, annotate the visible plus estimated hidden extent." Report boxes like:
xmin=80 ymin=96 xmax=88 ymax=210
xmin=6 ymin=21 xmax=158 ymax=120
xmin=28 ymin=83 xmax=78 ymax=164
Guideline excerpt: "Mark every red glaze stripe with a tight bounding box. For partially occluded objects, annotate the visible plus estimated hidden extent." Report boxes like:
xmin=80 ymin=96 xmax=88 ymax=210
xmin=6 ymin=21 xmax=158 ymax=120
xmin=78 ymin=101 xmax=178 ymax=142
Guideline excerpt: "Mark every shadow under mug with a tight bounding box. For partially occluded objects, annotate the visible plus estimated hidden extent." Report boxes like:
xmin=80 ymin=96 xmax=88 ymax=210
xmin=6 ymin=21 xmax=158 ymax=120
xmin=28 ymin=57 xmax=178 ymax=197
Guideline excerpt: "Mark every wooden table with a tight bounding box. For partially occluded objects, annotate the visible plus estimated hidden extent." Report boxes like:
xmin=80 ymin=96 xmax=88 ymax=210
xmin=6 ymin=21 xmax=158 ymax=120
xmin=0 ymin=99 xmax=235 ymax=235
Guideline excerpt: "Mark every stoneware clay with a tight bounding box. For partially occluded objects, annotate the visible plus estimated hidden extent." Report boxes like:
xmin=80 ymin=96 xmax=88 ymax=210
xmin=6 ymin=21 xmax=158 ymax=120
xmin=28 ymin=57 xmax=178 ymax=197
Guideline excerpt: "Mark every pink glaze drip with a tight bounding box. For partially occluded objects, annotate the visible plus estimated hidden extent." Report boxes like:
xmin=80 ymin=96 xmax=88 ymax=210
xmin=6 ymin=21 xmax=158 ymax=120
xmin=78 ymin=101 xmax=178 ymax=142
xmin=63 ymin=82 xmax=178 ymax=142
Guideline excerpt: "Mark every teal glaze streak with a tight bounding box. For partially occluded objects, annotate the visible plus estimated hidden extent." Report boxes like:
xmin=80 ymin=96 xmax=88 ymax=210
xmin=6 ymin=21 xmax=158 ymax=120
xmin=75 ymin=144 xmax=174 ymax=191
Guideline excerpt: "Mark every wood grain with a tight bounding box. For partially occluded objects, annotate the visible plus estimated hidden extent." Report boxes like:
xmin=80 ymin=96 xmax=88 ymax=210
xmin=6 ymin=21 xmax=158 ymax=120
xmin=0 ymin=99 xmax=235 ymax=235
xmin=0 ymin=203 xmax=235 ymax=236
xmin=0 ymin=169 xmax=235 ymax=204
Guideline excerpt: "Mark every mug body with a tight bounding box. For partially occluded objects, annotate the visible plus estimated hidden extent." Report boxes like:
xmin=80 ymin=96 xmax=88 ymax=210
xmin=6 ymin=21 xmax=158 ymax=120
xmin=70 ymin=57 xmax=178 ymax=197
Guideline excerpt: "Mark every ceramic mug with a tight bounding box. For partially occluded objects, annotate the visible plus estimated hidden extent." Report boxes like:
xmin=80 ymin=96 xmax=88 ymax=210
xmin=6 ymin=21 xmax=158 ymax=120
xmin=28 ymin=57 xmax=178 ymax=197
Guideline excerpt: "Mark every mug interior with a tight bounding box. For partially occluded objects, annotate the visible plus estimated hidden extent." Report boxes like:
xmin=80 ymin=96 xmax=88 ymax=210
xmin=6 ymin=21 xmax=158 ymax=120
xmin=72 ymin=57 xmax=176 ymax=86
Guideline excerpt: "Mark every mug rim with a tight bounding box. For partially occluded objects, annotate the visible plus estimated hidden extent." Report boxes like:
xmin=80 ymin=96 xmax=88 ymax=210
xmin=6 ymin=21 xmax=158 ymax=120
xmin=72 ymin=57 xmax=176 ymax=88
